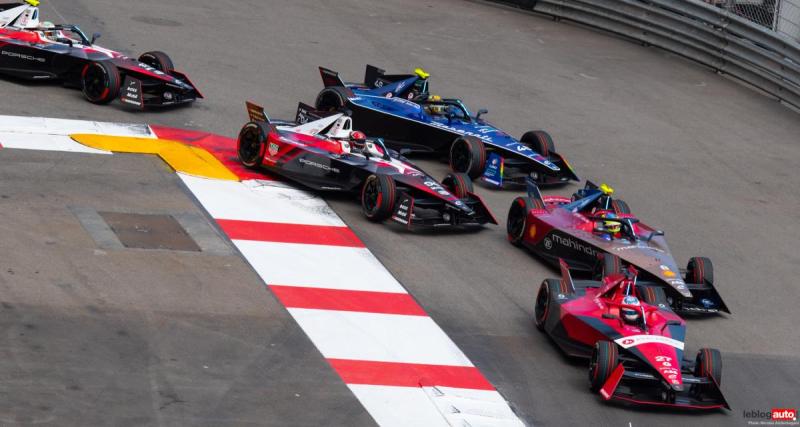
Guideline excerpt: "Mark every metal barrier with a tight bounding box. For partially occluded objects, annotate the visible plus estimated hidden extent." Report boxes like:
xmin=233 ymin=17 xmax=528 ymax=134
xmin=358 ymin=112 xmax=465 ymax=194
xmin=493 ymin=0 xmax=800 ymax=109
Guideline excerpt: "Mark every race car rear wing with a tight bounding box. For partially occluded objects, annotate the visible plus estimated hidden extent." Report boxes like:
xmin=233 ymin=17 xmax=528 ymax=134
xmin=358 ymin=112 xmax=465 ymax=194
xmin=294 ymin=102 xmax=337 ymax=124
xmin=319 ymin=66 xmax=347 ymax=88
xmin=245 ymin=101 xmax=277 ymax=133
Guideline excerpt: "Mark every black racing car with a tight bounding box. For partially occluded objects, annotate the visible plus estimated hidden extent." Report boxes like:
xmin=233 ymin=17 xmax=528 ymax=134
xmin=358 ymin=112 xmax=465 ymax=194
xmin=0 ymin=2 xmax=201 ymax=107
xmin=236 ymin=101 xmax=497 ymax=229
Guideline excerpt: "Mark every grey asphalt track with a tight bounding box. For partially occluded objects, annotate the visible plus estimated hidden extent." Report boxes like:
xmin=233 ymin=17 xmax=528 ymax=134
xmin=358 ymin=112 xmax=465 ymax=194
xmin=1 ymin=0 xmax=799 ymax=426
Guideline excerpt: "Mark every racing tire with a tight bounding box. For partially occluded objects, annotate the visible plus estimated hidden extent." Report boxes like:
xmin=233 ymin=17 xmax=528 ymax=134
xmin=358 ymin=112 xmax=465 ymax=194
xmin=686 ymin=257 xmax=713 ymax=285
xmin=598 ymin=253 xmax=622 ymax=279
xmin=441 ymin=173 xmax=473 ymax=199
xmin=611 ymin=199 xmax=631 ymax=215
xmin=520 ymin=130 xmax=555 ymax=157
xmin=534 ymin=279 xmax=559 ymax=331
xmin=449 ymin=136 xmax=486 ymax=179
xmin=361 ymin=174 xmax=396 ymax=222
xmin=694 ymin=348 xmax=722 ymax=393
xmin=237 ymin=122 xmax=267 ymax=169
xmin=138 ymin=51 xmax=174 ymax=72
xmin=507 ymin=196 xmax=543 ymax=246
xmin=638 ymin=285 xmax=670 ymax=310
xmin=315 ymin=86 xmax=349 ymax=112
xmin=589 ymin=340 xmax=619 ymax=392
xmin=81 ymin=61 xmax=120 ymax=104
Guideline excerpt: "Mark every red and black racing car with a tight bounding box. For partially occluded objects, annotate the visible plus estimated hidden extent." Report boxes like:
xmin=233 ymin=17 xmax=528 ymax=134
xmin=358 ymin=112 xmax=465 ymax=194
xmin=507 ymin=181 xmax=728 ymax=314
xmin=236 ymin=101 xmax=497 ymax=228
xmin=0 ymin=2 xmax=201 ymax=108
xmin=535 ymin=261 xmax=729 ymax=409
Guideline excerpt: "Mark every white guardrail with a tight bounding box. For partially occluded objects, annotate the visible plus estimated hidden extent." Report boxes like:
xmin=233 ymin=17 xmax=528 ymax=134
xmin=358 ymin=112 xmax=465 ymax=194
xmin=495 ymin=0 xmax=800 ymax=110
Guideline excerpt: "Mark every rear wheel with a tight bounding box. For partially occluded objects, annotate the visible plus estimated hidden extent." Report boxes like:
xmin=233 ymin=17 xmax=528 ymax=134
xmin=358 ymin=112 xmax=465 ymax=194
xmin=361 ymin=174 xmax=396 ymax=221
xmin=237 ymin=122 xmax=267 ymax=169
xmin=686 ymin=257 xmax=713 ymax=284
xmin=441 ymin=173 xmax=473 ymax=199
xmin=449 ymin=136 xmax=486 ymax=179
xmin=534 ymin=279 xmax=559 ymax=330
xmin=611 ymin=199 xmax=631 ymax=215
xmin=520 ymin=130 xmax=555 ymax=157
xmin=507 ymin=196 xmax=543 ymax=246
xmin=597 ymin=253 xmax=622 ymax=279
xmin=694 ymin=348 xmax=722 ymax=393
xmin=138 ymin=51 xmax=174 ymax=72
xmin=589 ymin=340 xmax=619 ymax=392
xmin=81 ymin=61 xmax=120 ymax=104
xmin=315 ymin=86 xmax=349 ymax=112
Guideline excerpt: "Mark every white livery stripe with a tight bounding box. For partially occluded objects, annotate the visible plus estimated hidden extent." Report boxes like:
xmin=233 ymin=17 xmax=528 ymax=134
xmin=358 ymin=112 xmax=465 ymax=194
xmin=233 ymin=240 xmax=406 ymax=294
xmin=288 ymin=308 xmax=473 ymax=367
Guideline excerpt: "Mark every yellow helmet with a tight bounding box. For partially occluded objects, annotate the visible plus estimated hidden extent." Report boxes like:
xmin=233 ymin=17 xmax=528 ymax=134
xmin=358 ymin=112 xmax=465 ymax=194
xmin=604 ymin=221 xmax=621 ymax=233
xmin=25 ymin=0 xmax=41 ymax=6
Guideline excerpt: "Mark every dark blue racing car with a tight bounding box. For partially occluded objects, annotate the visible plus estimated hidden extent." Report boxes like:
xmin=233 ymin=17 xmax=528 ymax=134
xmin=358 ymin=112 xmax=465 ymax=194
xmin=313 ymin=65 xmax=579 ymax=187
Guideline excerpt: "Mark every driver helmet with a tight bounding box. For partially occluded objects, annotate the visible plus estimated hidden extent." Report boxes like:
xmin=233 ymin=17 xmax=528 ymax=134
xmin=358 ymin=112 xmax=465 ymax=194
xmin=425 ymin=95 xmax=445 ymax=115
xmin=604 ymin=220 xmax=622 ymax=234
xmin=40 ymin=21 xmax=57 ymax=41
xmin=620 ymin=296 xmax=641 ymax=324
xmin=349 ymin=130 xmax=367 ymax=150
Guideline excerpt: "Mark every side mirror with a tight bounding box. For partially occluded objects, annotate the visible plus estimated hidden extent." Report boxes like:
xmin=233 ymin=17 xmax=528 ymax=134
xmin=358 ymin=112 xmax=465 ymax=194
xmin=91 ymin=32 xmax=101 ymax=44
xmin=476 ymin=108 xmax=488 ymax=119
xmin=601 ymin=313 xmax=617 ymax=320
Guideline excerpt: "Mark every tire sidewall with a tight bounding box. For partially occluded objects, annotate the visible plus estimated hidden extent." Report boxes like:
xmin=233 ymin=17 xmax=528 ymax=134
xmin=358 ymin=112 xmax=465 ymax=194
xmin=237 ymin=122 xmax=266 ymax=168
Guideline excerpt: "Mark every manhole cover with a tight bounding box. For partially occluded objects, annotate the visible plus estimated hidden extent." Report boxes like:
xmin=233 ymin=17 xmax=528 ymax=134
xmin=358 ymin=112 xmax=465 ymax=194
xmin=98 ymin=212 xmax=201 ymax=252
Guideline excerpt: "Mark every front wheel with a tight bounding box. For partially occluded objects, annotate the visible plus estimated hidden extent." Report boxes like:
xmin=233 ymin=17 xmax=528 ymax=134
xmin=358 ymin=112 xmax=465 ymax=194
xmin=81 ymin=61 xmax=120 ymax=104
xmin=507 ymin=196 xmax=543 ymax=246
xmin=589 ymin=340 xmax=619 ymax=392
xmin=534 ymin=279 xmax=559 ymax=330
xmin=441 ymin=173 xmax=473 ymax=199
xmin=237 ymin=122 xmax=267 ymax=169
xmin=361 ymin=174 xmax=396 ymax=221
xmin=138 ymin=51 xmax=174 ymax=72
xmin=694 ymin=348 xmax=722 ymax=394
xmin=686 ymin=257 xmax=713 ymax=284
xmin=449 ymin=137 xmax=486 ymax=179
xmin=520 ymin=130 xmax=555 ymax=157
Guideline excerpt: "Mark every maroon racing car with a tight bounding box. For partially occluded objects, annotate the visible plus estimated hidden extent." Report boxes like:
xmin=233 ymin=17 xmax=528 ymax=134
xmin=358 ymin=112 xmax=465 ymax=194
xmin=237 ymin=101 xmax=497 ymax=229
xmin=0 ymin=2 xmax=201 ymax=108
xmin=507 ymin=181 xmax=729 ymax=314
xmin=535 ymin=261 xmax=729 ymax=409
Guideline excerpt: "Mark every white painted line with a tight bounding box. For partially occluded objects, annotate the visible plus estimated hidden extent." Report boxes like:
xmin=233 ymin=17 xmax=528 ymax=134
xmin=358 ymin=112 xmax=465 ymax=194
xmin=422 ymin=386 xmax=526 ymax=427
xmin=288 ymin=308 xmax=473 ymax=367
xmin=0 ymin=133 xmax=110 ymax=154
xmin=0 ymin=115 xmax=154 ymax=137
xmin=233 ymin=240 xmax=406 ymax=293
xmin=348 ymin=385 xmax=451 ymax=427
xmin=180 ymin=174 xmax=346 ymax=226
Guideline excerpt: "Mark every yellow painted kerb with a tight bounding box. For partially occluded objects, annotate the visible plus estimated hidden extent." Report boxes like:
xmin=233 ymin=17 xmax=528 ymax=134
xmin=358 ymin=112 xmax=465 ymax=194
xmin=71 ymin=134 xmax=239 ymax=181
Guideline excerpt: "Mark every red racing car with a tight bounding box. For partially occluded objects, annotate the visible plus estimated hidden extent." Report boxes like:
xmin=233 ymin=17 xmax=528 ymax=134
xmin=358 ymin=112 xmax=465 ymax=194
xmin=535 ymin=261 xmax=729 ymax=409
xmin=0 ymin=1 xmax=201 ymax=108
xmin=237 ymin=101 xmax=497 ymax=228
xmin=507 ymin=181 xmax=728 ymax=314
